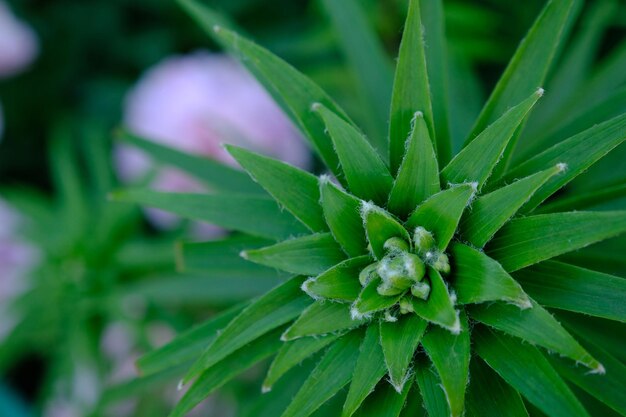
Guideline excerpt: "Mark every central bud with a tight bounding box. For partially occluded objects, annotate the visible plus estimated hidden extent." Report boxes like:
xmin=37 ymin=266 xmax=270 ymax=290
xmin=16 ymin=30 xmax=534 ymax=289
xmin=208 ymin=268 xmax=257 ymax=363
xmin=358 ymin=226 xmax=451 ymax=316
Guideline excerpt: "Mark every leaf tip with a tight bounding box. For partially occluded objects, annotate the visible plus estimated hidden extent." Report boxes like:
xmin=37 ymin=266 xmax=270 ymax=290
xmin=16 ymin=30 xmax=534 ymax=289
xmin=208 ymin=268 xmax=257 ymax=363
xmin=536 ymin=87 xmax=545 ymax=97
xmin=213 ymin=24 xmax=222 ymax=33
xmin=239 ymin=250 xmax=249 ymax=260
xmin=589 ymin=363 xmax=606 ymax=375
xmin=310 ymin=102 xmax=323 ymax=112
xmin=261 ymin=384 xmax=272 ymax=394
xmin=556 ymin=162 xmax=568 ymax=173
xmin=177 ymin=379 xmax=185 ymax=391
xmin=300 ymin=278 xmax=320 ymax=300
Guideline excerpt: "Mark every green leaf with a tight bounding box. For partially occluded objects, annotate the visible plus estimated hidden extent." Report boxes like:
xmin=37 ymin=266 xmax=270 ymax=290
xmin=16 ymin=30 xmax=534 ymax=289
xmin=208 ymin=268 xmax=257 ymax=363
xmin=242 ymin=233 xmax=346 ymax=276
xmin=468 ymin=0 xmax=580 ymax=168
xmin=558 ymin=312 xmax=626 ymax=364
xmin=415 ymin=356 xmax=450 ymax=417
xmin=303 ymin=256 xmax=371 ymax=302
xmin=179 ymin=0 xmax=352 ymax=179
xmin=170 ymin=327 xmax=284 ymax=417
xmin=281 ymin=330 xmax=363 ymax=417
xmin=353 ymin=379 xmax=413 ymax=417
xmin=111 ymin=189 xmax=308 ymax=240
xmin=411 ymin=268 xmax=459 ymax=333
xmin=421 ymin=0 xmax=451 ymax=165
xmin=183 ymin=276 xmax=311 ymax=383
xmin=389 ymin=0 xmax=434 ymax=174
xmin=459 ymin=165 xmax=562 ymax=248
xmin=486 ymin=211 xmax=626 ymax=272
xmin=535 ymin=180 xmax=626 ymax=213
xmin=380 ymin=314 xmax=427 ymax=392
xmin=117 ymin=130 xmax=262 ymax=194
xmin=388 ymin=113 xmax=440 ymax=219
xmin=176 ymin=235 xmax=285 ymax=279
xmin=549 ymin=341 xmax=626 ymax=415
xmin=406 ymin=184 xmax=476 ymax=251
xmin=501 ymin=113 xmax=626 ymax=212
xmin=362 ymin=202 xmax=411 ymax=259
xmin=449 ymin=243 xmax=530 ymax=308
xmin=342 ymin=324 xmax=387 ymax=417
xmin=319 ymin=0 xmax=393 ymax=149
xmin=314 ymin=104 xmax=393 ymax=206
xmin=443 ymin=90 xmax=543 ymax=188
xmin=465 ymin=358 xmax=529 ymax=417
xmin=320 ymin=178 xmax=368 ymax=257
xmin=263 ymin=333 xmax=341 ymax=392
xmin=226 ymin=145 xmax=327 ymax=232
xmin=352 ymin=278 xmax=403 ymax=319
xmin=469 ymin=300 xmax=602 ymax=372
xmin=514 ymin=261 xmax=626 ymax=322
xmin=137 ymin=304 xmax=246 ymax=376
xmin=421 ymin=311 xmax=470 ymax=417
xmin=474 ymin=327 xmax=590 ymax=417
xmin=282 ymin=301 xmax=365 ymax=341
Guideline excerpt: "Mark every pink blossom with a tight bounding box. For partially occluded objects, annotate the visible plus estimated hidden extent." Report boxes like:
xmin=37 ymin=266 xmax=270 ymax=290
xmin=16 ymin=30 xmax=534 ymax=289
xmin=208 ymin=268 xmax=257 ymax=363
xmin=0 ymin=198 xmax=39 ymax=340
xmin=0 ymin=2 xmax=39 ymax=78
xmin=116 ymin=52 xmax=311 ymax=232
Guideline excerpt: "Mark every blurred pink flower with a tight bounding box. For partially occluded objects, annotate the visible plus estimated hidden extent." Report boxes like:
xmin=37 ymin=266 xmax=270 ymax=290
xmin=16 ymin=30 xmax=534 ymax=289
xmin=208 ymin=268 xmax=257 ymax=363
xmin=0 ymin=1 xmax=38 ymax=78
xmin=0 ymin=198 xmax=39 ymax=340
xmin=116 ymin=52 xmax=311 ymax=233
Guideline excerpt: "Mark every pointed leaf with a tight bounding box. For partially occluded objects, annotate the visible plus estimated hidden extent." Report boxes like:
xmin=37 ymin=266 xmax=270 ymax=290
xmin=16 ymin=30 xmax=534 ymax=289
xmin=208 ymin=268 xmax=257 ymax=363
xmin=242 ymin=233 xmax=346 ymax=276
xmin=320 ymin=178 xmax=367 ymax=257
xmin=314 ymin=104 xmax=393 ymax=205
xmin=443 ymin=90 xmax=543 ymax=188
xmin=179 ymin=0 xmax=352 ymax=179
xmin=549 ymin=341 xmax=626 ymax=415
xmin=226 ymin=145 xmax=327 ymax=232
xmin=406 ymin=184 xmax=476 ymax=250
xmin=502 ymin=113 xmax=626 ymax=212
xmin=183 ymin=276 xmax=311 ymax=382
xmin=281 ymin=331 xmax=363 ymax=417
xmin=117 ymin=130 xmax=262 ymax=194
xmin=380 ymin=314 xmax=427 ymax=392
xmin=514 ymin=261 xmax=626 ymax=322
xmin=421 ymin=311 xmax=470 ymax=417
xmin=474 ymin=327 xmax=590 ymax=417
xmin=352 ymin=278 xmax=403 ymax=319
xmin=137 ymin=304 xmax=246 ymax=376
xmin=421 ymin=0 xmax=452 ymax=165
xmin=342 ymin=324 xmax=387 ymax=417
xmin=388 ymin=113 xmax=440 ymax=219
xmin=486 ymin=211 xmax=626 ymax=272
xmin=111 ymin=189 xmax=308 ymax=240
xmin=170 ymin=327 xmax=284 ymax=417
xmin=389 ymin=0 xmax=434 ymax=174
xmin=415 ymin=356 xmax=449 ymax=417
xmin=176 ymin=235 xmax=285 ymax=279
xmin=469 ymin=300 xmax=602 ymax=372
xmin=465 ymin=358 xmax=529 ymax=417
xmin=468 ymin=0 xmax=580 ymax=161
xmin=362 ymin=202 xmax=411 ymax=259
xmin=449 ymin=243 xmax=530 ymax=308
xmin=411 ymin=268 xmax=459 ymax=333
xmin=263 ymin=333 xmax=341 ymax=391
xmin=459 ymin=165 xmax=562 ymax=248
xmin=303 ymin=256 xmax=371 ymax=302
xmin=353 ymin=379 xmax=413 ymax=417
xmin=282 ymin=301 xmax=365 ymax=341
xmin=319 ymin=0 xmax=393 ymax=149
xmin=536 ymin=180 xmax=626 ymax=214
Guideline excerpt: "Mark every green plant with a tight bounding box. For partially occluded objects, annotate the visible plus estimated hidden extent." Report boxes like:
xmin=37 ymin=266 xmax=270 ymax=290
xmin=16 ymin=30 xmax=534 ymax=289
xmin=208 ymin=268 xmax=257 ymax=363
xmin=116 ymin=0 xmax=626 ymax=416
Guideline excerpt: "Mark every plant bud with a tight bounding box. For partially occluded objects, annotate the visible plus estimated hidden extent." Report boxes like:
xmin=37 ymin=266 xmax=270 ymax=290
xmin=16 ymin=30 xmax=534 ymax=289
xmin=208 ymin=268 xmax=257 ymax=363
xmin=413 ymin=226 xmax=435 ymax=256
xmin=383 ymin=237 xmax=410 ymax=254
xmin=411 ymin=281 xmax=431 ymax=300
xmin=359 ymin=262 xmax=379 ymax=286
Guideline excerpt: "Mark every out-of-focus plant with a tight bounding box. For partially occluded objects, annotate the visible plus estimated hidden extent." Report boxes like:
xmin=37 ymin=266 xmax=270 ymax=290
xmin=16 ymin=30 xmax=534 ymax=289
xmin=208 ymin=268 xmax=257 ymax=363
xmin=116 ymin=0 xmax=626 ymax=416
xmin=0 ymin=121 xmax=275 ymax=417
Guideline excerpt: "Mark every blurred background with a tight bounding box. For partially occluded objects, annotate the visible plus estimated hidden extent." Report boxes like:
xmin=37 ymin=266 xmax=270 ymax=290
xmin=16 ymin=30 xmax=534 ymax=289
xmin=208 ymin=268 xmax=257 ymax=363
xmin=0 ymin=0 xmax=625 ymax=416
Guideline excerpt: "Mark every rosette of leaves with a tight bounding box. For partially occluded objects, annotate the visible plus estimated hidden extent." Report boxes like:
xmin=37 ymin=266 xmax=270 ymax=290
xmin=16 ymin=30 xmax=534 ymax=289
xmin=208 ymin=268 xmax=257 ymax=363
xmin=116 ymin=0 xmax=626 ymax=416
